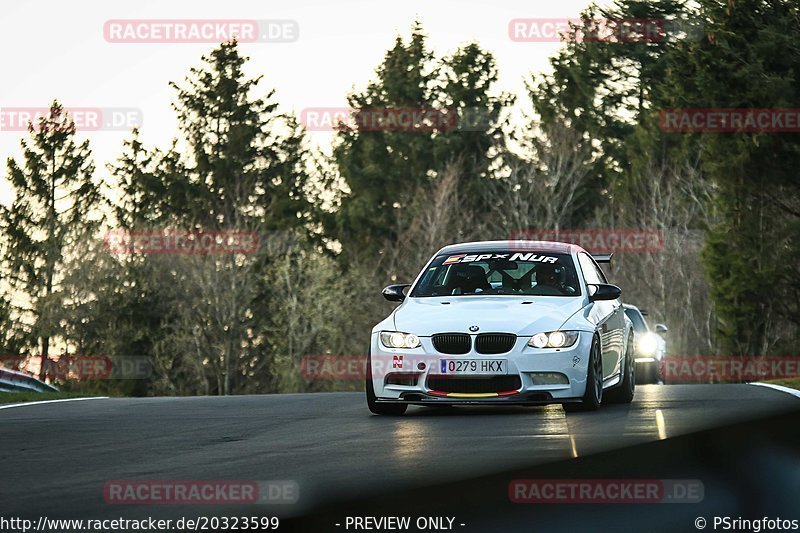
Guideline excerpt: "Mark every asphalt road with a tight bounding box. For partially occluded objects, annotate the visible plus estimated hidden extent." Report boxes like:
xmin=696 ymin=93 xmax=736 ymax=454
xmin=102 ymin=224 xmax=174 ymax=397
xmin=1 ymin=384 xmax=798 ymax=529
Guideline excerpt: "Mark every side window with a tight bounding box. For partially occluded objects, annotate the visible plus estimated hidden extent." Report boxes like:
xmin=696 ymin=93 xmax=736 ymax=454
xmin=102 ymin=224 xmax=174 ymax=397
xmin=624 ymin=309 xmax=648 ymax=333
xmin=578 ymin=253 xmax=606 ymax=284
xmin=578 ymin=253 xmax=603 ymax=284
xmin=593 ymin=261 xmax=608 ymax=283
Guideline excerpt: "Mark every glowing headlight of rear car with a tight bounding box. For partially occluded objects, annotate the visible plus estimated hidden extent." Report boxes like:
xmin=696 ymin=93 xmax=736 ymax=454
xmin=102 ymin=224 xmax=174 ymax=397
xmin=528 ymin=331 xmax=580 ymax=348
xmin=638 ymin=332 xmax=659 ymax=356
xmin=380 ymin=331 xmax=421 ymax=349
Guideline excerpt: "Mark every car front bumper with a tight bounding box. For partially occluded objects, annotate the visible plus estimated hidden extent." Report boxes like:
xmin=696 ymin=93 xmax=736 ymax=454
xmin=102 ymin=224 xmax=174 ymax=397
xmin=369 ymin=331 xmax=593 ymax=405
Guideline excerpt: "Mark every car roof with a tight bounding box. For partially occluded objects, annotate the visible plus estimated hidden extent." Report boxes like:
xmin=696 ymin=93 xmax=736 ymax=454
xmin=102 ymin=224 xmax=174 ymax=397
xmin=436 ymin=240 xmax=583 ymax=255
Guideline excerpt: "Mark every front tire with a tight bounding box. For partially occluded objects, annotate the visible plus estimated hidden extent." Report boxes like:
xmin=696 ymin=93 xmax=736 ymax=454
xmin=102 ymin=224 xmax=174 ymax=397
xmin=564 ymin=336 xmax=603 ymax=412
xmin=606 ymin=334 xmax=635 ymax=403
xmin=366 ymin=352 xmax=407 ymax=416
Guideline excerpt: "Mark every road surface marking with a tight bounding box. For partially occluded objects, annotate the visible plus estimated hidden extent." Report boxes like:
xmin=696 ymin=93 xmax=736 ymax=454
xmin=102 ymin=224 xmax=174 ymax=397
xmin=0 ymin=397 xmax=109 ymax=410
xmin=749 ymin=382 xmax=800 ymax=399
xmin=655 ymin=409 xmax=667 ymax=440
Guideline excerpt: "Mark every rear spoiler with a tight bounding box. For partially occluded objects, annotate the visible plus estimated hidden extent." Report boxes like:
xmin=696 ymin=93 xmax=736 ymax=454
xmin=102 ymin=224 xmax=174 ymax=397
xmin=591 ymin=253 xmax=613 ymax=263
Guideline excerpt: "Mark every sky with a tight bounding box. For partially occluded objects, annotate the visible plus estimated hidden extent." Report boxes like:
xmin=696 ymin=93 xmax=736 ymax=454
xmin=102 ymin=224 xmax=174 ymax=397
xmin=0 ymin=0 xmax=610 ymax=205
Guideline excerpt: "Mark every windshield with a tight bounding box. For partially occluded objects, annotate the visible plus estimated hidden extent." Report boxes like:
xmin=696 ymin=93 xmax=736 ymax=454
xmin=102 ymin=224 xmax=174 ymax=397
xmin=410 ymin=251 xmax=581 ymax=297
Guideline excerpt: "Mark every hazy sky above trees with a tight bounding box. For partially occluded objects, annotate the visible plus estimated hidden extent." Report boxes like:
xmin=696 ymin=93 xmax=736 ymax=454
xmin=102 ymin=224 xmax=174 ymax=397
xmin=0 ymin=0 xmax=609 ymax=204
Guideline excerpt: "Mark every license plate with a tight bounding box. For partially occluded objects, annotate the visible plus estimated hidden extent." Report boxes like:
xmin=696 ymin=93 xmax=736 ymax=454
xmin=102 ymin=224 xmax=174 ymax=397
xmin=434 ymin=359 xmax=508 ymax=375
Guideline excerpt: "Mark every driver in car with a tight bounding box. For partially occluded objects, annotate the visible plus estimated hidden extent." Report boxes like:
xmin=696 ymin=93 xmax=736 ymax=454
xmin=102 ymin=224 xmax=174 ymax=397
xmin=533 ymin=263 xmax=574 ymax=295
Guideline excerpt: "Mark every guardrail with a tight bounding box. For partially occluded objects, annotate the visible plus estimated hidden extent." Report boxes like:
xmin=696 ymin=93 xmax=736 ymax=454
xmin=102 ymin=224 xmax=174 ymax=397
xmin=0 ymin=368 xmax=59 ymax=393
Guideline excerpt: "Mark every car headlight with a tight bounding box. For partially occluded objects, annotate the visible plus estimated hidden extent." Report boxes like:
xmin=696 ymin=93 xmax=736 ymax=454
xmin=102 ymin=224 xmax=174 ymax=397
xmin=528 ymin=331 xmax=580 ymax=348
xmin=380 ymin=331 xmax=421 ymax=349
xmin=638 ymin=333 xmax=659 ymax=356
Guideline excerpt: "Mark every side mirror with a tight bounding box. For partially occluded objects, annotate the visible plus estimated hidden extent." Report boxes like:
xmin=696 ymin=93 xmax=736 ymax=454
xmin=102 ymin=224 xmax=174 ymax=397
xmin=382 ymin=284 xmax=410 ymax=302
xmin=655 ymin=324 xmax=668 ymax=334
xmin=588 ymin=283 xmax=622 ymax=302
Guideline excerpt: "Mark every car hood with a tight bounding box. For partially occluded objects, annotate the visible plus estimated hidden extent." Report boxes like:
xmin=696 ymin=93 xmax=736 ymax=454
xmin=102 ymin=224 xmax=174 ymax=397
xmin=392 ymin=296 xmax=588 ymax=337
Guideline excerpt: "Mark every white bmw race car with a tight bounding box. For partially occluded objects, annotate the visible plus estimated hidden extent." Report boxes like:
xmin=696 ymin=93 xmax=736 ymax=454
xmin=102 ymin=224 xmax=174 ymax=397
xmin=366 ymin=240 xmax=635 ymax=415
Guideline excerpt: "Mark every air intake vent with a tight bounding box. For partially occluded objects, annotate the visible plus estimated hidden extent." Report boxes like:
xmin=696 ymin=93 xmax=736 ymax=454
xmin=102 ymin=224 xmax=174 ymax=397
xmin=427 ymin=375 xmax=522 ymax=393
xmin=432 ymin=333 xmax=471 ymax=355
xmin=385 ymin=373 xmax=419 ymax=387
xmin=475 ymin=333 xmax=516 ymax=354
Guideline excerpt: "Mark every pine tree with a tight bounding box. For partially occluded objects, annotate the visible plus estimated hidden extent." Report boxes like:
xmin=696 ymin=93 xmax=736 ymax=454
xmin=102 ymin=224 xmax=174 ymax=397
xmin=168 ymin=40 xmax=311 ymax=232
xmin=1 ymin=101 xmax=103 ymax=380
xmin=436 ymin=43 xmax=512 ymax=211
xmin=662 ymin=0 xmax=800 ymax=353
xmin=108 ymin=129 xmax=165 ymax=231
xmin=136 ymin=40 xmax=313 ymax=394
xmin=328 ymin=23 xmax=509 ymax=260
xmin=328 ymin=24 xmax=437 ymax=256
xmin=528 ymin=0 xmax=691 ymax=209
